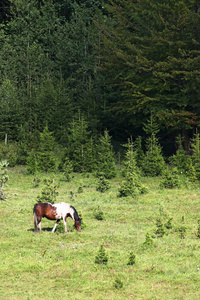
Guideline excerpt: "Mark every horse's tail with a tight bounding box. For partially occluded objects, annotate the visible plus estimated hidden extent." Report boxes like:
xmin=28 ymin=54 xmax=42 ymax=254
xmin=33 ymin=204 xmax=38 ymax=233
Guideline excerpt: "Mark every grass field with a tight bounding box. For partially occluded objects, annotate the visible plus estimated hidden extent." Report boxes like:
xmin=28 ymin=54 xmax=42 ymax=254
xmin=1 ymin=167 xmax=200 ymax=299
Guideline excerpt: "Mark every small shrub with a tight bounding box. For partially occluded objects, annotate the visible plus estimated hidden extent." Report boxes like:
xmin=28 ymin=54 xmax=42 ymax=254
xmin=56 ymin=222 xmax=65 ymax=233
xmin=0 ymin=160 xmax=9 ymax=200
xmin=95 ymin=244 xmax=108 ymax=265
xmin=96 ymin=174 xmax=110 ymax=193
xmin=78 ymin=212 xmax=86 ymax=230
xmin=113 ymin=277 xmax=123 ymax=289
xmin=27 ymin=126 xmax=56 ymax=173
xmin=155 ymin=218 xmax=165 ymax=237
xmin=37 ymin=178 xmax=58 ymax=204
xmin=165 ymin=217 xmax=173 ymax=230
xmin=127 ymin=252 xmax=136 ymax=265
xmin=187 ymin=163 xmax=197 ymax=182
xmin=77 ymin=183 xmax=84 ymax=193
xmin=196 ymin=219 xmax=200 ymax=238
xmin=59 ymin=157 xmax=73 ymax=182
xmin=159 ymin=167 xmax=181 ymax=189
xmin=118 ymin=171 xmax=148 ymax=197
xmin=93 ymin=206 xmax=104 ymax=220
xmin=96 ymin=130 xmax=117 ymax=179
xmin=169 ymin=135 xmax=192 ymax=173
xmin=26 ymin=151 xmax=39 ymax=174
xmin=0 ymin=143 xmax=18 ymax=167
xmin=143 ymin=232 xmax=153 ymax=246
xmin=70 ymin=190 xmax=74 ymax=199
xmin=32 ymin=175 xmax=40 ymax=188
xmin=178 ymin=216 xmax=186 ymax=239
xmin=142 ymin=131 xmax=165 ymax=177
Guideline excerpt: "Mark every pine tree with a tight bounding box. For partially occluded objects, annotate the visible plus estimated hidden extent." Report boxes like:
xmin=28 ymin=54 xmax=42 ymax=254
xmin=0 ymin=160 xmax=9 ymax=200
xmin=96 ymin=130 xmax=116 ymax=179
xmin=190 ymin=131 xmax=200 ymax=180
xmin=122 ymin=138 xmax=139 ymax=177
xmin=159 ymin=167 xmax=181 ymax=189
xmin=37 ymin=178 xmax=58 ymax=204
xmin=95 ymin=244 xmax=108 ymax=265
xmin=142 ymin=117 xmax=165 ymax=176
xmin=97 ymin=0 xmax=200 ymax=133
xmin=65 ymin=117 xmax=95 ymax=172
xmin=170 ymin=135 xmax=191 ymax=174
xmin=37 ymin=126 xmax=56 ymax=172
xmin=27 ymin=126 xmax=56 ymax=173
xmin=134 ymin=136 xmax=145 ymax=169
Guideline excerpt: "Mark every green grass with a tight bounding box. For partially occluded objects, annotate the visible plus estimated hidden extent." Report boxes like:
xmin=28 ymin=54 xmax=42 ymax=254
xmin=1 ymin=167 xmax=200 ymax=299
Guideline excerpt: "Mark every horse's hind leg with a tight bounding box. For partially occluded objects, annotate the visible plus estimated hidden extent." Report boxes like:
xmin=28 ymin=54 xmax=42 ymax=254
xmin=38 ymin=220 xmax=42 ymax=232
xmin=34 ymin=216 xmax=41 ymax=233
xmin=52 ymin=220 xmax=60 ymax=233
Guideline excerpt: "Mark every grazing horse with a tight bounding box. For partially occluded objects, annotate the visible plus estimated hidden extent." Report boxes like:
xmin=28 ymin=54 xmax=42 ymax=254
xmin=33 ymin=202 xmax=81 ymax=233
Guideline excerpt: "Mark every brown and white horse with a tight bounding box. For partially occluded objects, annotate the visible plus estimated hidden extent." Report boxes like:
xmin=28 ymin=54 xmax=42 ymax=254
xmin=33 ymin=202 xmax=81 ymax=233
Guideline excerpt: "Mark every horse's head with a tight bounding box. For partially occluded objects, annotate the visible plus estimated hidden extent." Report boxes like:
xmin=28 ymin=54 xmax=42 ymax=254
xmin=74 ymin=220 xmax=81 ymax=232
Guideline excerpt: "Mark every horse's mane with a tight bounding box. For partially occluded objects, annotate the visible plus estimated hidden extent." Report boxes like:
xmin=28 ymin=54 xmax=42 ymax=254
xmin=70 ymin=205 xmax=81 ymax=224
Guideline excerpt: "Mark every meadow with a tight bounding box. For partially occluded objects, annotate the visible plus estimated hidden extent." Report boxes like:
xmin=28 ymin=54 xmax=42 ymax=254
xmin=1 ymin=167 xmax=200 ymax=299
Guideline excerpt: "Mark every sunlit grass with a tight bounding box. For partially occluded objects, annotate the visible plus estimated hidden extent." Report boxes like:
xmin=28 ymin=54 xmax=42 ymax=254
xmin=1 ymin=167 xmax=200 ymax=299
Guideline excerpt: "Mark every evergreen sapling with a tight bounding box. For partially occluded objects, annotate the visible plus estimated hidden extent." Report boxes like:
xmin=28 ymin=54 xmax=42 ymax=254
xmin=95 ymin=244 xmax=108 ymax=264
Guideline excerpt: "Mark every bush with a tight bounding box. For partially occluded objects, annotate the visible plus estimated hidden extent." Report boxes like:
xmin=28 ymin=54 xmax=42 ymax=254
xmin=118 ymin=171 xmax=148 ymax=197
xmin=155 ymin=218 xmax=165 ymax=237
xmin=143 ymin=232 xmax=153 ymax=246
xmin=142 ymin=134 xmax=165 ymax=176
xmin=95 ymin=244 xmax=108 ymax=265
xmin=196 ymin=219 xmax=200 ymax=238
xmin=0 ymin=142 xmax=18 ymax=167
xmin=113 ymin=277 xmax=123 ymax=289
xmin=93 ymin=206 xmax=104 ymax=220
xmin=96 ymin=130 xmax=117 ymax=179
xmin=59 ymin=157 xmax=73 ymax=182
xmin=26 ymin=126 xmax=56 ymax=173
xmin=96 ymin=174 xmax=110 ymax=193
xmin=0 ymin=160 xmax=9 ymax=200
xmin=169 ymin=135 xmax=192 ymax=174
xmin=56 ymin=222 xmax=65 ymax=233
xmin=127 ymin=252 xmax=136 ymax=265
xmin=159 ymin=167 xmax=181 ymax=189
xmin=37 ymin=178 xmax=58 ymax=204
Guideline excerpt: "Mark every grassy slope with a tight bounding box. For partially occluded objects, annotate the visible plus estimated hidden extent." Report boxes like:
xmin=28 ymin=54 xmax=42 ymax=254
xmin=1 ymin=168 xmax=200 ymax=299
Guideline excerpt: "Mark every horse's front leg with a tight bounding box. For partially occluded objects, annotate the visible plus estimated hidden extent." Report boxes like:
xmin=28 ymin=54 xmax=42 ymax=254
xmin=52 ymin=219 xmax=60 ymax=233
xmin=63 ymin=217 xmax=67 ymax=233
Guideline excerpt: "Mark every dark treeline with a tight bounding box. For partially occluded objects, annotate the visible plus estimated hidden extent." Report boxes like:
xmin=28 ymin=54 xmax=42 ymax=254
xmin=1 ymin=0 xmax=200 ymax=157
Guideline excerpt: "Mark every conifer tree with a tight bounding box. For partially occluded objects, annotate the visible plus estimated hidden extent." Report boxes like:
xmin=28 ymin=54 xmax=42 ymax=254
xmin=159 ymin=167 xmax=181 ymax=189
xmin=0 ymin=160 xmax=9 ymax=200
xmin=134 ymin=136 xmax=145 ymax=169
xmin=170 ymin=135 xmax=191 ymax=174
xmin=119 ymin=137 xmax=147 ymax=197
xmin=142 ymin=117 xmax=165 ymax=176
xmin=96 ymin=130 xmax=116 ymax=179
xmin=37 ymin=126 xmax=56 ymax=172
xmin=122 ymin=138 xmax=138 ymax=177
xmin=97 ymin=0 xmax=200 ymax=133
xmin=190 ymin=131 xmax=200 ymax=180
xmin=65 ymin=117 xmax=95 ymax=172
xmin=27 ymin=126 xmax=56 ymax=173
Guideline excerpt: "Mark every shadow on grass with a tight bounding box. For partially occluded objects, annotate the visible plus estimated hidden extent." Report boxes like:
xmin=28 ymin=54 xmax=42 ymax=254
xmin=27 ymin=227 xmax=53 ymax=232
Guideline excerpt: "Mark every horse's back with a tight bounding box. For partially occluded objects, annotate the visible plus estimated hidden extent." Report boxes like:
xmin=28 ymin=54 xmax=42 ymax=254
xmin=52 ymin=202 xmax=71 ymax=218
xmin=34 ymin=202 xmax=51 ymax=217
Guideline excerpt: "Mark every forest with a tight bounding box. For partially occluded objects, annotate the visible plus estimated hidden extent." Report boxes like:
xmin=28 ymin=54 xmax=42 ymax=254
xmin=2 ymin=2 xmax=200 ymax=298
xmin=1 ymin=0 xmax=200 ymax=163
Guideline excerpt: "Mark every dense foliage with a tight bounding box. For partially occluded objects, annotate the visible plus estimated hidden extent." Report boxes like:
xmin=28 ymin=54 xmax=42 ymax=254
xmin=1 ymin=0 xmax=200 ymax=158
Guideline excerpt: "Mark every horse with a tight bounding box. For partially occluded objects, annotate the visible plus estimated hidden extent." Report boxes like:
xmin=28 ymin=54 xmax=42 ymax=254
xmin=33 ymin=202 xmax=81 ymax=233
